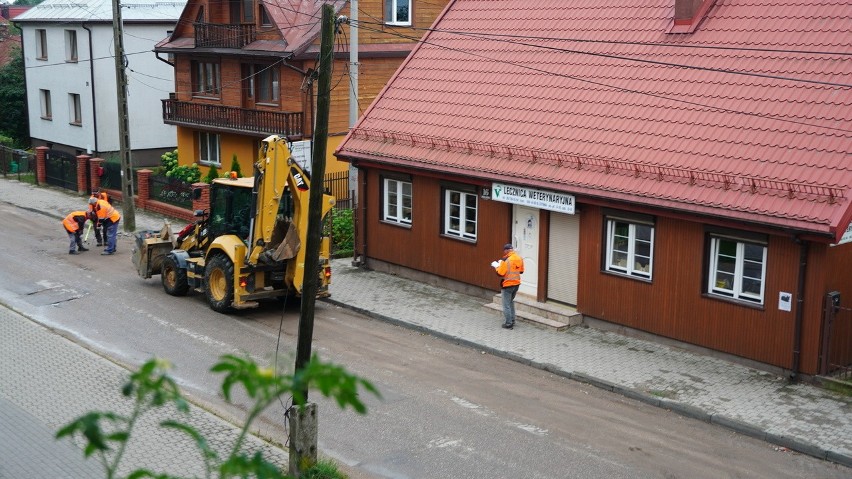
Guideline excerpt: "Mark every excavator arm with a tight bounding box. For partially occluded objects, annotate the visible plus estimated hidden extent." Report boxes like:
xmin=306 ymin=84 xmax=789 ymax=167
xmin=248 ymin=135 xmax=335 ymax=293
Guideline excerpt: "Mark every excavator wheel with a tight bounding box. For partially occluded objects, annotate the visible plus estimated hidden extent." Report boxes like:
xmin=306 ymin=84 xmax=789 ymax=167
xmin=161 ymin=255 xmax=189 ymax=296
xmin=205 ymin=254 xmax=234 ymax=313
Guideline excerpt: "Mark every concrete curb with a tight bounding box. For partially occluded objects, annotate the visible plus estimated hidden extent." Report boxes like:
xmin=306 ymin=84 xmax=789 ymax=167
xmin=322 ymin=296 xmax=852 ymax=469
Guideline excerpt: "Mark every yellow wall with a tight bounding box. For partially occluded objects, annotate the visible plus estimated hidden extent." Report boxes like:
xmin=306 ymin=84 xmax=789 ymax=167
xmin=177 ymin=126 xmax=349 ymax=177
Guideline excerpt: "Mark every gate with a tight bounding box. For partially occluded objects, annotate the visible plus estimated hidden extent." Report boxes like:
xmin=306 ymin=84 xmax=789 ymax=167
xmin=44 ymin=149 xmax=78 ymax=191
xmin=324 ymin=170 xmax=351 ymax=209
xmin=821 ymin=292 xmax=852 ymax=380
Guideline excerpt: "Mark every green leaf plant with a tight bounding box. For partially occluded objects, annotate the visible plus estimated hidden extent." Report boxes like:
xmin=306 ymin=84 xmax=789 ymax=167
xmin=57 ymin=355 xmax=379 ymax=479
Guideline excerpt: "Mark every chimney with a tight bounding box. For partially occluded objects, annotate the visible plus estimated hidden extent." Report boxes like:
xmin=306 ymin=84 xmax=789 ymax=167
xmin=675 ymin=0 xmax=707 ymax=24
xmin=669 ymin=0 xmax=717 ymax=32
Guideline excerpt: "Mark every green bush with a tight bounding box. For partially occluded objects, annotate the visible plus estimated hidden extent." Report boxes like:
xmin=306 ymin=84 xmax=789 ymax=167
xmin=229 ymin=154 xmax=243 ymax=178
xmin=204 ymin=164 xmax=220 ymax=183
xmin=167 ymin=164 xmax=201 ymax=183
xmin=160 ymin=149 xmax=178 ymax=172
xmin=330 ymin=208 xmax=354 ymax=257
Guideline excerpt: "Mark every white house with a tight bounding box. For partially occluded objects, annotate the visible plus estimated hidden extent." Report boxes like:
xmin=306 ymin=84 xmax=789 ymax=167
xmin=13 ymin=0 xmax=185 ymax=165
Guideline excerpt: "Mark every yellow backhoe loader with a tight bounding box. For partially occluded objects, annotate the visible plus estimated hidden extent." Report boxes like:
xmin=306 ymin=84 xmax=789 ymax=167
xmin=131 ymin=135 xmax=336 ymax=313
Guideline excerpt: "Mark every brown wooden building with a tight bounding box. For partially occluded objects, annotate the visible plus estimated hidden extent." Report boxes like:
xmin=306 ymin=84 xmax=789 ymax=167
xmin=154 ymin=0 xmax=449 ymax=177
xmin=335 ymin=0 xmax=852 ymax=377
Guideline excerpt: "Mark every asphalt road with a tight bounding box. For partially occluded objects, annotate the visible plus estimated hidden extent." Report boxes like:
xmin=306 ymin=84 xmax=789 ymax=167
xmin=0 ymin=200 xmax=847 ymax=479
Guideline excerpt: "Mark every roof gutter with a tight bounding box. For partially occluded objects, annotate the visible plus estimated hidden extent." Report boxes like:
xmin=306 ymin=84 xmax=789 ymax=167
xmin=82 ymin=23 xmax=98 ymax=156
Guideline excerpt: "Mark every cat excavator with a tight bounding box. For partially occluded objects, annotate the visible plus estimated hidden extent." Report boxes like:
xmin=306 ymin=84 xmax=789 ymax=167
xmin=131 ymin=135 xmax=336 ymax=313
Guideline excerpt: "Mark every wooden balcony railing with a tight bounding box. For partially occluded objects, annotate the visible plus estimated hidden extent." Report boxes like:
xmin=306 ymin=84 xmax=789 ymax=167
xmin=194 ymin=22 xmax=256 ymax=49
xmin=162 ymin=99 xmax=304 ymax=139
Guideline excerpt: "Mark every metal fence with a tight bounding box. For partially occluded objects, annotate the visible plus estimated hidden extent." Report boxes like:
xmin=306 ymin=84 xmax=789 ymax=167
xmin=325 ymin=170 xmax=351 ymax=210
xmin=149 ymin=173 xmax=193 ymax=209
xmin=44 ymin=149 xmax=77 ymax=191
xmin=0 ymin=146 xmax=36 ymax=182
xmin=822 ymin=293 xmax=852 ymax=380
xmin=100 ymin=161 xmax=138 ymax=193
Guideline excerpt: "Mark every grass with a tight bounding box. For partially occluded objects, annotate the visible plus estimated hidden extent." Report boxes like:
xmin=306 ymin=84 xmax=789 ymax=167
xmin=302 ymin=458 xmax=349 ymax=479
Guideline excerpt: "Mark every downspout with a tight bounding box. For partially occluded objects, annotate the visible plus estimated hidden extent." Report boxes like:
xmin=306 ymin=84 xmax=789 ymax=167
xmin=82 ymin=23 xmax=98 ymax=156
xmin=790 ymin=238 xmax=809 ymax=381
xmin=353 ymin=162 xmax=367 ymax=266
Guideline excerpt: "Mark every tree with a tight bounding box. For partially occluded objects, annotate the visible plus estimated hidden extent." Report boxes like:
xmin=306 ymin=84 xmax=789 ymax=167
xmin=13 ymin=0 xmax=46 ymax=6
xmin=57 ymin=354 xmax=379 ymax=479
xmin=0 ymin=46 xmax=29 ymax=147
xmin=229 ymin=154 xmax=243 ymax=178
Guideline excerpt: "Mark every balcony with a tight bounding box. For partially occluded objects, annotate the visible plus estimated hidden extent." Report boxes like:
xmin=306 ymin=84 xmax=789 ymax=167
xmin=194 ymin=22 xmax=256 ymax=49
xmin=162 ymin=99 xmax=304 ymax=139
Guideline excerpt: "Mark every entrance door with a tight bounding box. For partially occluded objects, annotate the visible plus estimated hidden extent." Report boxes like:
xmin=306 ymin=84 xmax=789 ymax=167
xmin=513 ymin=205 xmax=539 ymax=297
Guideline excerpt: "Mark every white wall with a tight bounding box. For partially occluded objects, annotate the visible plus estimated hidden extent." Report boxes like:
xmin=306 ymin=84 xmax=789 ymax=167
xmin=22 ymin=22 xmax=176 ymax=155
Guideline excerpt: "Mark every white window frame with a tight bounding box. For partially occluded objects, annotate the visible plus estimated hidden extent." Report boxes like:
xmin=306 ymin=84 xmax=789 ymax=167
xmin=39 ymin=89 xmax=52 ymax=120
xmin=605 ymin=218 xmax=654 ymax=279
xmin=443 ymin=188 xmax=477 ymax=241
xmin=68 ymin=93 xmax=82 ymax=125
xmin=35 ymin=29 xmax=47 ymax=60
xmin=65 ymin=29 xmax=78 ymax=62
xmin=384 ymin=0 xmax=411 ymax=26
xmin=708 ymin=236 xmax=767 ymax=304
xmin=383 ymin=177 xmax=412 ymax=225
xmin=198 ymin=132 xmax=220 ymax=166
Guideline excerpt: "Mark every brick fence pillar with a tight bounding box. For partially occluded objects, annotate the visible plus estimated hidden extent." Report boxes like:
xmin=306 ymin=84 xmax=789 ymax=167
xmin=89 ymin=158 xmax=103 ymax=193
xmin=35 ymin=146 xmax=48 ymax=185
xmin=76 ymin=154 xmax=90 ymax=194
xmin=192 ymin=182 xmax=210 ymax=214
xmin=136 ymin=169 xmax=151 ymax=209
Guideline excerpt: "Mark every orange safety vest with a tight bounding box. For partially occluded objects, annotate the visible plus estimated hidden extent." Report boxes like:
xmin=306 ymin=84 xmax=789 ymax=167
xmin=62 ymin=211 xmax=88 ymax=233
xmin=497 ymin=251 xmax=524 ymax=288
xmin=93 ymin=198 xmax=120 ymax=222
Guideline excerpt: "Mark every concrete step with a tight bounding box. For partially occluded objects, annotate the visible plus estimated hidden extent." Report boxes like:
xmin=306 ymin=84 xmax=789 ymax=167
xmin=484 ymin=294 xmax=583 ymax=331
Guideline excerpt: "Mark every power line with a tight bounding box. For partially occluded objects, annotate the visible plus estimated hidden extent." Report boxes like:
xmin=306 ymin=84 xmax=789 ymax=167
xmin=351 ymin=20 xmax=852 ymax=135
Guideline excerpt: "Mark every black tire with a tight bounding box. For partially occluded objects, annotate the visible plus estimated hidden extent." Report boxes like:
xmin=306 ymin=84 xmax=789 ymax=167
xmin=205 ymin=254 xmax=234 ymax=313
xmin=161 ymin=256 xmax=189 ymax=296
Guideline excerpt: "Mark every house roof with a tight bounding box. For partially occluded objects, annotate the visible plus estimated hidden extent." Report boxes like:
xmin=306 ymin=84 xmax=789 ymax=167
xmin=156 ymin=0 xmax=346 ymax=57
xmin=335 ymin=0 xmax=852 ymax=242
xmin=13 ymin=0 xmax=185 ymax=23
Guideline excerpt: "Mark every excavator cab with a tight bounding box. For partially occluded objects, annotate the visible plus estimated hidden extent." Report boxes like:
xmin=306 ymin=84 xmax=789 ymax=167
xmin=207 ymin=177 xmax=254 ymax=242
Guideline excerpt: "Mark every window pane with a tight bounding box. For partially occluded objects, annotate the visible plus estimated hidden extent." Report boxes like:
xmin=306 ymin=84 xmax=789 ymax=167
xmin=635 ymin=224 xmax=652 ymax=241
xmin=611 ymin=251 xmax=628 ymax=268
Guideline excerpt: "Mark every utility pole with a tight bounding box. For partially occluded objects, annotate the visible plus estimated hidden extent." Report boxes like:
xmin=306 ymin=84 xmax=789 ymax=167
xmin=111 ymin=0 xmax=136 ymax=231
xmin=347 ymin=0 xmax=359 ymax=253
xmin=289 ymin=4 xmax=334 ymax=477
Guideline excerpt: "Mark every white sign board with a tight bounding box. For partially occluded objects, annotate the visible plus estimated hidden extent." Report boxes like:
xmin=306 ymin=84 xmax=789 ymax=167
xmin=289 ymin=140 xmax=312 ymax=173
xmin=778 ymin=292 xmax=792 ymax=312
xmin=491 ymin=183 xmax=575 ymax=214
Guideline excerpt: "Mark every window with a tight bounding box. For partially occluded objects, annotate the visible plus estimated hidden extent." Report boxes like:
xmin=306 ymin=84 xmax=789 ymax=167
xmin=198 ymin=132 xmax=220 ymax=166
xmin=252 ymin=64 xmax=279 ymax=104
xmin=605 ymin=217 xmax=654 ymax=279
xmin=708 ymin=235 xmax=767 ymax=304
xmin=68 ymin=93 xmax=82 ymax=125
xmin=260 ymin=5 xmax=272 ymax=26
xmin=384 ymin=0 xmax=411 ymax=25
xmin=443 ymin=188 xmax=477 ymax=241
xmin=35 ymin=29 xmax=47 ymax=60
xmin=383 ymin=177 xmax=412 ymax=225
xmin=39 ymin=89 xmax=52 ymax=119
xmin=229 ymin=0 xmax=253 ymax=23
xmin=65 ymin=30 xmax=78 ymax=62
xmin=191 ymin=60 xmax=220 ymax=97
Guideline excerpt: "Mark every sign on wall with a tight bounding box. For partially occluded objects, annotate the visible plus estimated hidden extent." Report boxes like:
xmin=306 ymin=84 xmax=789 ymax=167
xmin=289 ymin=140 xmax=312 ymax=173
xmin=491 ymin=183 xmax=575 ymax=214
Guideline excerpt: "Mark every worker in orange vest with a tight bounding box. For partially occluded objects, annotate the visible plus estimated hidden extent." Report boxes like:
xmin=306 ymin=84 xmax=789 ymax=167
xmin=62 ymin=211 xmax=91 ymax=255
xmin=88 ymin=196 xmax=121 ymax=255
xmin=492 ymin=243 xmax=524 ymax=329
xmin=88 ymin=190 xmax=110 ymax=246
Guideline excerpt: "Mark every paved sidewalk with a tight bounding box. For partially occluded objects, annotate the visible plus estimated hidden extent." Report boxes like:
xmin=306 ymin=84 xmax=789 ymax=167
xmin=0 ymin=303 xmax=290 ymax=478
xmin=325 ymin=259 xmax=852 ymax=468
xmin=1 ymin=179 xmax=851 ymax=470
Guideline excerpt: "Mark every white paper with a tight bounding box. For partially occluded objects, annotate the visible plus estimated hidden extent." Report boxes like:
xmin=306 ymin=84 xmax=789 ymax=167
xmin=778 ymin=292 xmax=792 ymax=312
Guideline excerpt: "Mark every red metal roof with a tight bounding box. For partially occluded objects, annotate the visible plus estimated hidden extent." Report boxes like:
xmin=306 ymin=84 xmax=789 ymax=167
xmin=157 ymin=0 xmax=346 ymax=55
xmin=335 ymin=0 xmax=852 ymax=242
